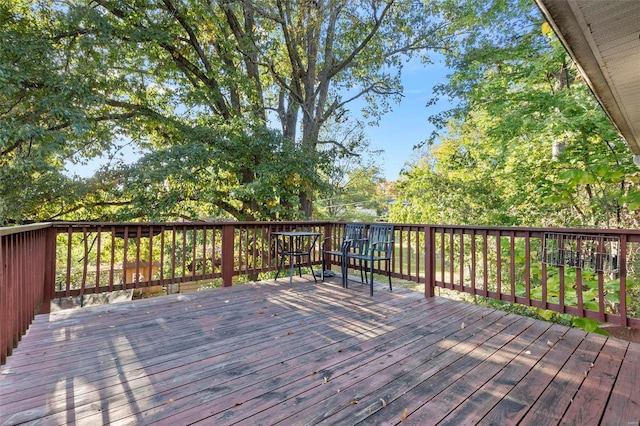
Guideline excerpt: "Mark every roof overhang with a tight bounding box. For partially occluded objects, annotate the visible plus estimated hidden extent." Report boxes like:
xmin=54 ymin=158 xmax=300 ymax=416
xmin=535 ymin=0 xmax=640 ymax=154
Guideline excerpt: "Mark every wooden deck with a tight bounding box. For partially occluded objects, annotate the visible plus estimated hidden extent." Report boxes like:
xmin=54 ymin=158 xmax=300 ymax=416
xmin=1 ymin=277 xmax=639 ymax=425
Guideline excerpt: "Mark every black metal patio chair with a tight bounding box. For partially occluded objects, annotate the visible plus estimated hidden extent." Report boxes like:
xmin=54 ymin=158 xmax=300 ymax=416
xmin=345 ymin=224 xmax=394 ymax=296
xmin=321 ymin=223 xmax=368 ymax=284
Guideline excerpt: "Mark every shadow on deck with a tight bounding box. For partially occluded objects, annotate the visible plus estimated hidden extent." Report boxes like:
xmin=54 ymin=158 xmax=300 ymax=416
xmin=1 ymin=276 xmax=639 ymax=425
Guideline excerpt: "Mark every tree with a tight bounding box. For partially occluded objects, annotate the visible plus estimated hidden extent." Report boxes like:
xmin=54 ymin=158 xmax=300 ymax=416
xmin=391 ymin=0 xmax=640 ymax=229
xmin=2 ymin=0 xmax=455 ymax=224
xmin=0 ymin=1 xmax=117 ymax=224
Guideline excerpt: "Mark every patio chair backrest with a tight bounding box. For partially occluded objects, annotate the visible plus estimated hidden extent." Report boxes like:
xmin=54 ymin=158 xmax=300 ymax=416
xmin=342 ymin=223 xmax=368 ymax=250
xmin=363 ymin=224 xmax=394 ymax=258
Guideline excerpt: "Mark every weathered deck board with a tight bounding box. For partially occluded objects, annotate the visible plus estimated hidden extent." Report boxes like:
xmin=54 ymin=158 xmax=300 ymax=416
xmin=1 ymin=277 xmax=639 ymax=425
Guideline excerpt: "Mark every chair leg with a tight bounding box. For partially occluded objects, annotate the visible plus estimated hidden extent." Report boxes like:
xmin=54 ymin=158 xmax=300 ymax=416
xmin=341 ymin=256 xmax=346 ymax=288
xmin=343 ymin=257 xmax=348 ymax=288
xmin=289 ymin=255 xmax=295 ymax=287
xmin=387 ymin=261 xmax=392 ymax=291
xmin=369 ymin=262 xmax=374 ymax=296
xmin=308 ymin=256 xmax=317 ymax=283
xmin=275 ymin=254 xmax=285 ymax=280
xmin=321 ymin=256 xmax=326 ymax=281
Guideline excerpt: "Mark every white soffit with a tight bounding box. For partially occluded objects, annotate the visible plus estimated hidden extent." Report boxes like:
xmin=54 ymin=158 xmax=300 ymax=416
xmin=536 ymin=0 xmax=640 ymax=154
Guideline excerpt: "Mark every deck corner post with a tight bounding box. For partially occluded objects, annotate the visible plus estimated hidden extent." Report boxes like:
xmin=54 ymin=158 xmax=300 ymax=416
xmin=41 ymin=226 xmax=57 ymax=314
xmin=322 ymin=223 xmax=333 ymax=271
xmin=425 ymin=225 xmax=435 ymax=298
xmin=221 ymin=224 xmax=235 ymax=287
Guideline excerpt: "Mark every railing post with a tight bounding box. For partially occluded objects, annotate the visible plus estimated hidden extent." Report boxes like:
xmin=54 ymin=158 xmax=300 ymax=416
xmin=221 ymin=224 xmax=235 ymax=287
xmin=425 ymin=225 xmax=435 ymax=298
xmin=322 ymin=223 xmax=332 ymax=272
xmin=40 ymin=227 xmax=57 ymax=314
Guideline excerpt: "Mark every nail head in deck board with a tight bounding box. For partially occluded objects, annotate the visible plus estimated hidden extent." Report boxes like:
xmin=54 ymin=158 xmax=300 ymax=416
xmin=1 ymin=278 xmax=638 ymax=425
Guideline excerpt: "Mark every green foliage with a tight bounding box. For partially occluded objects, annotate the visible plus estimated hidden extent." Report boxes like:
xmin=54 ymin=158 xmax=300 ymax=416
xmin=391 ymin=0 xmax=639 ymax=229
xmin=2 ymin=0 xmax=453 ymax=224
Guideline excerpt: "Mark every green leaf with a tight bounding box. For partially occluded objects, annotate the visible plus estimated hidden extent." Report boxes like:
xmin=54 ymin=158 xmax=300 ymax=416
xmin=605 ymin=292 xmax=620 ymax=304
xmin=537 ymin=309 xmax=556 ymax=321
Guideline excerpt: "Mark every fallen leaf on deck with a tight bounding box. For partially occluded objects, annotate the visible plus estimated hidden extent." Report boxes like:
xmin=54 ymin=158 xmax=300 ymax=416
xmin=323 ymin=376 xmax=328 ymax=383
xmin=461 ymin=322 xmax=466 ymax=329
xmin=287 ymin=330 xmax=294 ymax=335
xmin=380 ymin=398 xmax=387 ymax=408
xmin=234 ymin=402 xmax=243 ymax=407
xmin=350 ymin=400 xmax=358 ymax=405
xmin=547 ymin=340 xmax=553 ymax=347
xmin=401 ymin=408 xmax=409 ymax=421
xmin=258 ymin=311 xmax=264 ymax=315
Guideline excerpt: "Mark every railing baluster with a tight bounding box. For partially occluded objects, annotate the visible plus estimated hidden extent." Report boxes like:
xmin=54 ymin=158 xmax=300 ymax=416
xmin=96 ymin=227 xmax=102 ymax=294
xmin=619 ymin=235 xmax=628 ymax=327
xmin=471 ymin=230 xmax=476 ymax=295
xmin=496 ymin=233 xmax=502 ymax=298
xmin=171 ymin=226 xmax=176 ymax=284
xmin=82 ymin=227 xmax=89 ymax=297
xmin=510 ymin=231 xmax=515 ymax=302
xmin=65 ymin=227 xmax=72 ymax=297
xmin=524 ymin=232 xmax=531 ymax=307
xmin=576 ymin=237 xmax=584 ymax=316
xmin=597 ymin=236 xmax=605 ymax=322
xmin=109 ymin=226 xmax=115 ymax=291
xmin=449 ymin=230 xmax=454 ymax=290
xmin=482 ymin=230 xmax=488 ymax=297
xmin=458 ymin=230 xmax=464 ymax=292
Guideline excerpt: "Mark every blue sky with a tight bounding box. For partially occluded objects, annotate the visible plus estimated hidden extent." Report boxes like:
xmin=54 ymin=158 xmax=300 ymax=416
xmin=362 ymin=57 xmax=452 ymax=181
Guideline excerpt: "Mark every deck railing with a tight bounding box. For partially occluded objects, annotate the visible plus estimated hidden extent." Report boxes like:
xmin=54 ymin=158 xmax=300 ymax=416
xmin=0 ymin=224 xmax=56 ymax=363
xmin=389 ymin=224 xmax=640 ymax=329
xmin=2 ymin=221 xmax=640 ymax=363
xmin=51 ymin=221 xmax=328 ymax=298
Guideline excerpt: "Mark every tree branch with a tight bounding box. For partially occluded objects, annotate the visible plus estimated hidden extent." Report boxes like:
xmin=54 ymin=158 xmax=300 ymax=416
xmin=316 ymin=139 xmax=359 ymax=157
xmin=161 ymin=0 xmax=213 ymax=74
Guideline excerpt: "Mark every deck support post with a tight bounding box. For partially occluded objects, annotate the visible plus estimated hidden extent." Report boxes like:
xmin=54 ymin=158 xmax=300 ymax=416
xmin=425 ymin=225 xmax=435 ymax=298
xmin=41 ymin=226 xmax=57 ymax=314
xmin=221 ymin=224 xmax=235 ymax=287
